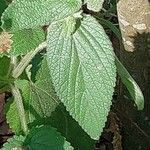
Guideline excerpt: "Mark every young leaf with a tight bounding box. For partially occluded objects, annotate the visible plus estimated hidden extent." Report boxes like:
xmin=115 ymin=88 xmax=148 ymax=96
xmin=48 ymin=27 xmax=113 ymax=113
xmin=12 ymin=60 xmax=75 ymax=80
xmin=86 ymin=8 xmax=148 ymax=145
xmin=1 ymin=0 xmax=82 ymax=31
xmin=10 ymin=27 xmax=45 ymax=56
xmin=5 ymin=98 xmax=22 ymax=135
xmin=5 ymin=56 xmax=59 ymax=134
xmin=46 ymin=15 xmax=116 ymax=140
xmin=1 ymin=135 xmax=25 ymax=150
xmin=84 ymin=0 xmax=104 ymax=11
xmin=115 ymin=57 xmax=144 ymax=110
xmin=25 ymin=126 xmax=73 ymax=150
xmin=15 ymin=58 xmax=59 ymax=125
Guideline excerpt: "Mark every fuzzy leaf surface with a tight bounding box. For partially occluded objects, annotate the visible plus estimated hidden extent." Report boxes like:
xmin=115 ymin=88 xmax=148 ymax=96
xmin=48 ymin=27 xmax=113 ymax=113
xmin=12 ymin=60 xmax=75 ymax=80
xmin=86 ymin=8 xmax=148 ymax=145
xmin=1 ymin=0 xmax=82 ymax=31
xmin=16 ymin=58 xmax=58 ymax=124
xmin=10 ymin=27 xmax=45 ymax=56
xmin=46 ymin=15 xmax=116 ymax=139
xmin=6 ymin=57 xmax=58 ymax=134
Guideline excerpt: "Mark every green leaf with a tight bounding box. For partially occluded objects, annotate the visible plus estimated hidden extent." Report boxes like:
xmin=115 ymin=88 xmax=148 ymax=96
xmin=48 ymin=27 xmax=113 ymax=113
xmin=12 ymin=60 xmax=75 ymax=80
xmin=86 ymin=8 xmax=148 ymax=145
xmin=84 ymin=0 xmax=104 ymax=11
xmin=115 ymin=57 xmax=144 ymax=110
xmin=10 ymin=27 xmax=45 ymax=56
xmin=5 ymin=98 xmax=22 ymax=135
xmin=6 ymin=56 xmax=58 ymax=134
xmin=1 ymin=0 xmax=82 ymax=31
xmin=1 ymin=135 xmax=25 ymax=150
xmin=95 ymin=16 xmax=144 ymax=110
xmin=1 ymin=126 xmax=73 ymax=150
xmin=25 ymin=126 xmax=73 ymax=150
xmin=15 ymin=57 xmax=59 ymax=125
xmin=46 ymin=15 xmax=116 ymax=139
xmin=48 ymin=104 xmax=95 ymax=150
xmin=6 ymin=54 xmax=95 ymax=149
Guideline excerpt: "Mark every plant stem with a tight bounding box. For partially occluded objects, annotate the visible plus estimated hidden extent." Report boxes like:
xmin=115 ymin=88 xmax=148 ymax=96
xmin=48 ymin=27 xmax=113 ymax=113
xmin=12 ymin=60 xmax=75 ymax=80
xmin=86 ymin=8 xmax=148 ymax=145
xmin=11 ymin=84 xmax=28 ymax=134
xmin=12 ymin=41 xmax=47 ymax=79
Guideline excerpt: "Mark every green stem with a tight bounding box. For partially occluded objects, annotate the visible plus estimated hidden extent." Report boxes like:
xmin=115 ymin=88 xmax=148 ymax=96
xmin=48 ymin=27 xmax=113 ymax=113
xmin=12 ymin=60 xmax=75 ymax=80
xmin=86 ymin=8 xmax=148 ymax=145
xmin=12 ymin=41 xmax=47 ymax=79
xmin=11 ymin=84 xmax=28 ymax=134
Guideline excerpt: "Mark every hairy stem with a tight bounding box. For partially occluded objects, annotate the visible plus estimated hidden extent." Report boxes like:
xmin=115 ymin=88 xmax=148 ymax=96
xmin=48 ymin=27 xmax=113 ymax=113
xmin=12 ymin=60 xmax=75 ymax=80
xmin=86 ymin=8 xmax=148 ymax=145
xmin=12 ymin=41 xmax=47 ymax=79
xmin=11 ymin=84 xmax=28 ymax=134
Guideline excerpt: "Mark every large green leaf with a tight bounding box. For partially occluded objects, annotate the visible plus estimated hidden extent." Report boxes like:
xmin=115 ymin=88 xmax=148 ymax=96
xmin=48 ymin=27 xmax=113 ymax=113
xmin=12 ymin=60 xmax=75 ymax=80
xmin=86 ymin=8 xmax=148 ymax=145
xmin=10 ymin=27 xmax=45 ymax=56
xmin=1 ymin=0 xmax=82 ymax=31
xmin=46 ymin=15 xmax=116 ymax=139
xmin=84 ymin=0 xmax=104 ymax=11
xmin=25 ymin=126 xmax=73 ymax=150
xmin=7 ymin=54 xmax=95 ymax=149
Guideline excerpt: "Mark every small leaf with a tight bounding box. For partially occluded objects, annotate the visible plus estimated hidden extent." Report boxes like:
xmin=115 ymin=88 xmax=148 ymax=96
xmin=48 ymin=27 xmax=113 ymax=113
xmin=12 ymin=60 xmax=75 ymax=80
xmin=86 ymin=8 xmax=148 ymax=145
xmin=25 ymin=126 xmax=73 ymax=150
xmin=84 ymin=0 xmax=104 ymax=11
xmin=1 ymin=135 xmax=25 ymax=150
xmin=1 ymin=0 xmax=82 ymax=31
xmin=15 ymin=57 xmax=59 ymax=125
xmin=115 ymin=57 xmax=144 ymax=110
xmin=46 ymin=15 xmax=116 ymax=139
xmin=5 ymin=98 xmax=22 ymax=135
xmin=5 ymin=56 xmax=59 ymax=134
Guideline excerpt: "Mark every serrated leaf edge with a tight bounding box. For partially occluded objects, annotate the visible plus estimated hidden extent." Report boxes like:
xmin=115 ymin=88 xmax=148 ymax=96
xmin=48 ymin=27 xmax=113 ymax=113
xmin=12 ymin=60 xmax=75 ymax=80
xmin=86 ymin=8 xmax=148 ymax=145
xmin=26 ymin=125 xmax=74 ymax=149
